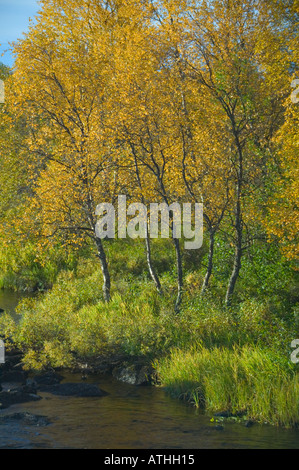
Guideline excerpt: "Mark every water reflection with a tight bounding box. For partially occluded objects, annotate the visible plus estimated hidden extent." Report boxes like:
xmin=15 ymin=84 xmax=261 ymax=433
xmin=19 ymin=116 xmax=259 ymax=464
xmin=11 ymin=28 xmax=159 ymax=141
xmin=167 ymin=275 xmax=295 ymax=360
xmin=0 ymin=373 xmax=298 ymax=449
xmin=0 ymin=289 xmax=35 ymax=319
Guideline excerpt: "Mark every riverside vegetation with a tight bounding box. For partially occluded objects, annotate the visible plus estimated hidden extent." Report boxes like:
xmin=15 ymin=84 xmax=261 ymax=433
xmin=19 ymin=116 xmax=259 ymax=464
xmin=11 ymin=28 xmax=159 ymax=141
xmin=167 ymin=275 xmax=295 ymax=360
xmin=0 ymin=0 xmax=298 ymax=429
xmin=0 ymin=237 xmax=298 ymax=428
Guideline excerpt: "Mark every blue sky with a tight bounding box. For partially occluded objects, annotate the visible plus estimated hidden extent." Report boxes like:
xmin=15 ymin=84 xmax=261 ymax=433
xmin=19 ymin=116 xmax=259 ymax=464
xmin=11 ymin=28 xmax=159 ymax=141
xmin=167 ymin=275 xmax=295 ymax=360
xmin=0 ymin=0 xmax=40 ymax=67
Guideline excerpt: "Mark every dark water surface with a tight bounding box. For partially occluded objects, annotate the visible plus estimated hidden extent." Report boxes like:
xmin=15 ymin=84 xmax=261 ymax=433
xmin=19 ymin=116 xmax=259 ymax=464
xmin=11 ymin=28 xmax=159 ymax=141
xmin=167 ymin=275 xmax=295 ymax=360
xmin=0 ymin=290 xmax=298 ymax=450
xmin=0 ymin=372 xmax=299 ymax=449
xmin=0 ymin=290 xmax=31 ymax=316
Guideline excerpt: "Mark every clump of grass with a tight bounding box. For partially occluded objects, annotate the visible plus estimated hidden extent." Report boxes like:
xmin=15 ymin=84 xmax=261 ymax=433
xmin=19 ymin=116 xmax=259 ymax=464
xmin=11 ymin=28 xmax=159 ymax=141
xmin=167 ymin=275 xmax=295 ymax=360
xmin=154 ymin=345 xmax=299 ymax=428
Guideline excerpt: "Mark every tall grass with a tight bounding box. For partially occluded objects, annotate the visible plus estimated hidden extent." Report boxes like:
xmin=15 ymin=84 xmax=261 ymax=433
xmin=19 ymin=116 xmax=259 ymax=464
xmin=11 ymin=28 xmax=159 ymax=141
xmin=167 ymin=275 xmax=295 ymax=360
xmin=154 ymin=345 xmax=299 ymax=428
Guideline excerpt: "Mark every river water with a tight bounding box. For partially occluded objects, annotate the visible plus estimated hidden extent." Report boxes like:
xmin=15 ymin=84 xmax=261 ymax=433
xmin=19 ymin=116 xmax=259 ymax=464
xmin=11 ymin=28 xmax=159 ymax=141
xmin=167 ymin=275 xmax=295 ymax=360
xmin=0 ymin=290 xmax=298 ymax=450
xmin=0 ymin=289 xmax=33 ymax=317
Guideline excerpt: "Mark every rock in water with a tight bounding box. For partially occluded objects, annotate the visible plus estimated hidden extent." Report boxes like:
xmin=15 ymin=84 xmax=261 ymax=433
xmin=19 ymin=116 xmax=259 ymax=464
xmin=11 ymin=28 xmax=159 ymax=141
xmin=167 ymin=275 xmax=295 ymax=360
xmin=0 ymin=412 xmax=51 ymax=427
xmin=112 ymin=363 xmax=152 ymax=385
xmin=33 ymin=371 xmax=64 ymax=386
xmin=0 ymin=370 xmax=27 ymax=384
xmin=0 ymin=390 xmax=42 ymax=409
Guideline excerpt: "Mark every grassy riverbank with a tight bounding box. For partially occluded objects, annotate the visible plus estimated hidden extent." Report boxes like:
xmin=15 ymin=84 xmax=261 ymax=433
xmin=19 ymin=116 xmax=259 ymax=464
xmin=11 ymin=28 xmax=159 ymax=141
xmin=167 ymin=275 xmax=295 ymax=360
xmin=154 ymin=346 xmax=299 ymax=428
xmin=0 ymin=239 xmax=298 ymax=429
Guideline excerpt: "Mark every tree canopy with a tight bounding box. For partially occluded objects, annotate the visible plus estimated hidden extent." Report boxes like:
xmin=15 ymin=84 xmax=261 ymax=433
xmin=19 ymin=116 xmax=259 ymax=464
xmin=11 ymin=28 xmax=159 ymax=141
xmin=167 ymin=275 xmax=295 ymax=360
xmin=0 ymin=0 xmax=298 ymax=306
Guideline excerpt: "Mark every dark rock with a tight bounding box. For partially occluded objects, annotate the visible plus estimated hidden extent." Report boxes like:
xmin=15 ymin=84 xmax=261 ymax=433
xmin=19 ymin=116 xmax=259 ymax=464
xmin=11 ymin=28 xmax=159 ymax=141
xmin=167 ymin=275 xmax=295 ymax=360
xmin=0 ymin=412 xmax=51 ymax=427
xmin=95 ymin=363 xmax=114 ymax=375
xmin=0 ymin=360 xmax=11 ymax=372
xmin=215 ymin=425 xmax=224 ymax=431
xmin=112 ymin=363 xmax=153 ymax=385
xmin=6 ymin=348 xmax=23 ymax=357
xmin=5 ymin=354 xmax=23 ymax=365
xmin=0 ymin=370 xmax=27 ymax=384
xmin=71 ymin=354 xmax=127 ymax=376
xmin=38 ymin=382 xmax=107 ymax=397
xmin=21 ymin=381 xmax=38 ymax=395
xmin=11 ymin=362 xmax=24 ymax=372
xmin=33 ymin=371 xmax=64 ymax=386
xmin=0 ymin=308 xmax=4 ymax=313
xmin=245 ymin=420 xmax=255 ymax=428
xmin=0 ymin=390 xmax=42 ymax=409
xmin=3 ymin=355 xmax=24 ymax=371
xmin=214 ymin=411 xmax=234 ymax=418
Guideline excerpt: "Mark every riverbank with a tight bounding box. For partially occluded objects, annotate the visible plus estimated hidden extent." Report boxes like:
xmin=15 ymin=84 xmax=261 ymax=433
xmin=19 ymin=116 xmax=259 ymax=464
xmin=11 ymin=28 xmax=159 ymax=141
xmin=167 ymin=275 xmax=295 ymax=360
xmin=0 ymin=343 xmax=154 ymax=407
xmin=0 ymin=250 xmax=298 ymax=430
xmin=71 ymin=348 xmax=299 ymax=429
xmin=1 ymin=335 xmax=298 ymax=430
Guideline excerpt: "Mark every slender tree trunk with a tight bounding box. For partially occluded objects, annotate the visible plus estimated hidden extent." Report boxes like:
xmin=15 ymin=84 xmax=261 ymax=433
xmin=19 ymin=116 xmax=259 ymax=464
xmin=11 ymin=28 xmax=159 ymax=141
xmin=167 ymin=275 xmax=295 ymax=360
xmin=225 ymin=121 xmax=244 ymax=306
xmin=80 ymin=159 xmax=111 ymax=302
xmin=225 ymin=142 xmax=243 ymax=306
xmin=132 ymin=148 xmax=163 ymax=294
xmin=145 ymin=221 xmax=163 ymax=295
xmin=201 ymin=228 xmax=215 ymax=295
xmin=164 ymin=193 xmax=183 ymax=313
xmin=225 ymin=221 xmax=242 ymax=306
xmin=174 ymin=238 xmax=183 ymax=313
xmin=95 ymin=237 xmax=111 ymax=302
